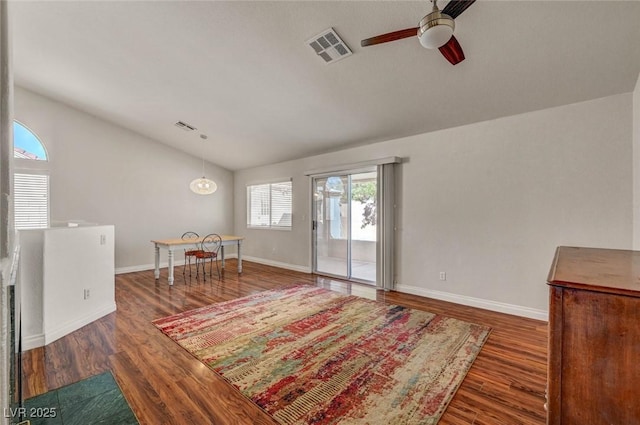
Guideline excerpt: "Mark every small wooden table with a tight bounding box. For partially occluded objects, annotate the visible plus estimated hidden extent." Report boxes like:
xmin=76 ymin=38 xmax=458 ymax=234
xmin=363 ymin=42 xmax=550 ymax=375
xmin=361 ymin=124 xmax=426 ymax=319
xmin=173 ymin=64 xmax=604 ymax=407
xmin=151 ymin=235 xmax=244 ymax=285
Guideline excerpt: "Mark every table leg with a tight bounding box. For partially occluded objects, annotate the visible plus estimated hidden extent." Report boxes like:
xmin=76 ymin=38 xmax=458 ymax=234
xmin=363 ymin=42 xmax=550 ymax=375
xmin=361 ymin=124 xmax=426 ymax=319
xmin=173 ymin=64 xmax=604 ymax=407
xmin=168 ymin=248 xmax=174 ymax=285
xmin=154 ymin=244 xmax=160 ymax=280
xmin=221 ymin=246 xmax=225 ymax=269
xmin=238 ymin=239 xmax=243 ymax=273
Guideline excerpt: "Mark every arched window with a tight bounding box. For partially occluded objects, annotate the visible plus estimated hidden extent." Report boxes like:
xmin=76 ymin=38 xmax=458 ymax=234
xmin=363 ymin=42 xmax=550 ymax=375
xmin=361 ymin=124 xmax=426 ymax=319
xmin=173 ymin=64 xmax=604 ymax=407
xmin=14 ymin=121 xmax=47 ymax=160
xmin=13 ymin=121 xmax=49 ymax=229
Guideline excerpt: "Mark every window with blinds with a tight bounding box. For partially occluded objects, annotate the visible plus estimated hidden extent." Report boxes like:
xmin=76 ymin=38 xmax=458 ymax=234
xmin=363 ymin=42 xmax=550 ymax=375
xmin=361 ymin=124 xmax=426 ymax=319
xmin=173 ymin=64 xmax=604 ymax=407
xmin=247 ymin=181 xmax=292 ymax=229
xmin=14 ymin=173 xmax=49 ymax=229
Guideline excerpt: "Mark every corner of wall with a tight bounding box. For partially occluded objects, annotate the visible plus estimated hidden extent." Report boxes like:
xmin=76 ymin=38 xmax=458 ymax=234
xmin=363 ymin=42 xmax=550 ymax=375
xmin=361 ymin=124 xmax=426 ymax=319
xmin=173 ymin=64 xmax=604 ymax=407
xmin=0 ymin=0 xmax=14 ymax=421
xmin=633 ymin=72 xmax=640 ymax=249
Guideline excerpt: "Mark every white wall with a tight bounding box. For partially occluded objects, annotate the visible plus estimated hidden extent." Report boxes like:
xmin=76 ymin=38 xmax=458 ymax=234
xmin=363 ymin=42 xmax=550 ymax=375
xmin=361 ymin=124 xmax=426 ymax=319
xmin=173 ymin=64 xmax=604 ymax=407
xmin=234 ymin=93 xmax=633 ymax=318
xmin=0 ymin=0 xmax=13 ymax=421
xmin=16 ymin=230 xmax=42 ymax=345
xmin=19 ymin=225 xmax=116 ymax=350
xmin=633 ymin=72 xmax=640 ymax=249
xmin=14 ymin=87 xmax=235 ymax=271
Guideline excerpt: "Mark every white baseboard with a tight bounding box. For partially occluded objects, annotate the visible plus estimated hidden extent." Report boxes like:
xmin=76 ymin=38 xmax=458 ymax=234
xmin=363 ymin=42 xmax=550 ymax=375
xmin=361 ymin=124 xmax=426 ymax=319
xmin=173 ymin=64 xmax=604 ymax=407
xmin=22 ymin=333 xmax=45 ymax=351
xmin=241 ymin=255 xmax=312 ymax=273
xmin=44 ymin=303 xmax=117 ymax=346
xmin=395 ymin=284 xmax=548 ymax=321
xmin=115 ymin=260 xmax=187 ymax=274
xmin=115 ymin=261 xmax=546 ymax=320
xmin=118 ymin=256 xmax=311 ymax=275
xmin=23 ymin=303 xmax=117 ymax=350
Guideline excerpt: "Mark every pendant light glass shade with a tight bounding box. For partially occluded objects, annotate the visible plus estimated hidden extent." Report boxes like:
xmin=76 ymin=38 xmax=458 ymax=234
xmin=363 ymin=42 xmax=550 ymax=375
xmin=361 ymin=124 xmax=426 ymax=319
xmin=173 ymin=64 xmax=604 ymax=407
xmin=190 ymin=134 xmax=217 ymax=195
xmin=190 ymin=177 xmax=217 ymax=195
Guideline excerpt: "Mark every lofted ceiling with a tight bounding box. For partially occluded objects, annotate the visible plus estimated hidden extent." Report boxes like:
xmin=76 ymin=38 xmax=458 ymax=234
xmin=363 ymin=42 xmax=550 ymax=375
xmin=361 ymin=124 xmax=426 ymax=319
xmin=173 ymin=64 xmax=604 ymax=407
xmin=10 ymin=1 xmax=640 ymax=171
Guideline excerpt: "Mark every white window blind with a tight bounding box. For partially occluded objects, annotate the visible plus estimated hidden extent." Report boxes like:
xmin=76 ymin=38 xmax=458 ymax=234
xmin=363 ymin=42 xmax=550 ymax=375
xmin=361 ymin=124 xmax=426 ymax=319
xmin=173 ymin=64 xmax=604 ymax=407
xmin=248 ymin=184 xmax=271 ymax=227
xmin=247 ymin=181 xmax=292 ymax=229
xmin=14 ymin=173 xmax=49 ymax=229
xmin=270 ymin=182 xmax=292 ymax=228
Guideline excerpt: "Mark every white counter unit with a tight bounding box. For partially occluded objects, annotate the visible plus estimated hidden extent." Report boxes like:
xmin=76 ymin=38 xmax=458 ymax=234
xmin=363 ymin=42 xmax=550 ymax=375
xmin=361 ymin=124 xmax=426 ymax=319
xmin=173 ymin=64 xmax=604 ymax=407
xmin=19 ymin=225 xmax=115 ymax=350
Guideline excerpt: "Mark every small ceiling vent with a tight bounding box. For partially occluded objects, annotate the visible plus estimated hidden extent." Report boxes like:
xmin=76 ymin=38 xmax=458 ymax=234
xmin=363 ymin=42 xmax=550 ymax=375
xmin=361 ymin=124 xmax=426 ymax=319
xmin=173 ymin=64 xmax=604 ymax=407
xmin=174 ymin=121 xmax=197 ymax=132
xmin=307 ymin=28 xmax=352 ymax=64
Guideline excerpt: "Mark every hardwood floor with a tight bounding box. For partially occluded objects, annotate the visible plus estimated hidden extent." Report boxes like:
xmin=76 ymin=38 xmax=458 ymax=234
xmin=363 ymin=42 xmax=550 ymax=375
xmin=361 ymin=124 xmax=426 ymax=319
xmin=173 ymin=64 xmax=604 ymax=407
xmin=22 ymin=260 xmax=548 ymax=424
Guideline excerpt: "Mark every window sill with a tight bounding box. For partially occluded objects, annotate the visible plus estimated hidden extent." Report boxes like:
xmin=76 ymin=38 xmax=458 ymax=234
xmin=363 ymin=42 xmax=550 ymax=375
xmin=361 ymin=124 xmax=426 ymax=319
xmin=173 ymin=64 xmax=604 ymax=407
xmin=247 ymin=226 xmax=292 ymax=231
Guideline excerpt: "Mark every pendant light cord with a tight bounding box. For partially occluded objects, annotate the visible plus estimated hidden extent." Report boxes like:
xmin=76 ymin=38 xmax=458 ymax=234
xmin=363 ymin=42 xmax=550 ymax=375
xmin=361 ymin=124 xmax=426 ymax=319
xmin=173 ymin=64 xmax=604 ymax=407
xmin=200 ymin=134 xmax=207 ymax=177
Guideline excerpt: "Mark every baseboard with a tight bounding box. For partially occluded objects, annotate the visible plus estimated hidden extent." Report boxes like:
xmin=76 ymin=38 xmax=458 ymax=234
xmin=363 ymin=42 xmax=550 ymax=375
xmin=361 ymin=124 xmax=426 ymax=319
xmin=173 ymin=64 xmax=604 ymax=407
xmin=115 ymin=261 xmax=545 ymax=320
xmin=25 ymin=303 xmax=117 ymax=349
xmin=241 ymin=255 xmax=312 ymax=273
xmin=116 ymin=260 xmax=186 ymax=274
xmin=127 ymin=253 xmax=311 ymax=274
xmin=395 ymin=284 xmax=548 ymax=321
xmin=22 ymin=333 xmax=46 ymax=351
xmin=116 ymin=256 xmax=242 ymax=275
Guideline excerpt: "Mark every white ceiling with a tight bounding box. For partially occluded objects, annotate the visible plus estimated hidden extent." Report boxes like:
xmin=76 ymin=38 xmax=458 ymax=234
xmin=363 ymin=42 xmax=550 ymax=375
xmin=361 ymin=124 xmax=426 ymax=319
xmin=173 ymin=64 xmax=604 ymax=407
xmin=10 ymin=1 xmax=640 ymax=171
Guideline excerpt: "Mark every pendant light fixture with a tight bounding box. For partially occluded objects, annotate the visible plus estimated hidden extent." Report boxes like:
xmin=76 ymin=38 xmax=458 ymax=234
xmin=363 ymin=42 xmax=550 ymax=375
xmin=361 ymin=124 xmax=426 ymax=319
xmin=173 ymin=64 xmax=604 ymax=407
xmin=190 ymin=134 xmax=217 ymax=195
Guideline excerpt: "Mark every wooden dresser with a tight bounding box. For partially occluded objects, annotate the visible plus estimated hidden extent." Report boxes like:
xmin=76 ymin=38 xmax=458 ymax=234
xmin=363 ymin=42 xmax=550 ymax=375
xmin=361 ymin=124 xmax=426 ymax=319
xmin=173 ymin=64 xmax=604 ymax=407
xmin=546 ymin=246 xmax=640 ymax=425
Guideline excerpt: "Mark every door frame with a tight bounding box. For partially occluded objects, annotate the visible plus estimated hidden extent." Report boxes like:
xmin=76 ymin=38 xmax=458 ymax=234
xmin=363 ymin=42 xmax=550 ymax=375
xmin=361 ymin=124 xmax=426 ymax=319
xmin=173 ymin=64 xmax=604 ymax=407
xmin=305 ymin=156 xmax=401 ymax=289
xmin=311 ymin=167 xmax=376 ymax=284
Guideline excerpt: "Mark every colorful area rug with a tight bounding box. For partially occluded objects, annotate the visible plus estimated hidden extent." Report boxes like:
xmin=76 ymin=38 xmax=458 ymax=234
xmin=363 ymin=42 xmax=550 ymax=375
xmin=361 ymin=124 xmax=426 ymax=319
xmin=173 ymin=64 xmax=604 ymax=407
xmin=153 ymin=285 xmax=490 ymax=424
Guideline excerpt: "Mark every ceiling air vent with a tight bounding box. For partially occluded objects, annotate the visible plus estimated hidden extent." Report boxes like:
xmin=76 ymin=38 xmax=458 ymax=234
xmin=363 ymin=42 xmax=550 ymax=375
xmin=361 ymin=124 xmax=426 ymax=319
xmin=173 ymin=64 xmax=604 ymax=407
xmin=174 ymin=121 xmax=197 ymax=132
xmin=307 ymin=28 xmax=352 ymax=64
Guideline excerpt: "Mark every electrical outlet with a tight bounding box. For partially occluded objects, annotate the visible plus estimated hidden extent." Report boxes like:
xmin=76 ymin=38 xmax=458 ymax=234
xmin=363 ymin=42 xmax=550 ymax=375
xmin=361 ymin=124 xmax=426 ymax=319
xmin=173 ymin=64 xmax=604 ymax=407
xmin=439 ymin=272 xmax=447 ymax=281
xmin=83 ymin=289 xmax=90 ymax=300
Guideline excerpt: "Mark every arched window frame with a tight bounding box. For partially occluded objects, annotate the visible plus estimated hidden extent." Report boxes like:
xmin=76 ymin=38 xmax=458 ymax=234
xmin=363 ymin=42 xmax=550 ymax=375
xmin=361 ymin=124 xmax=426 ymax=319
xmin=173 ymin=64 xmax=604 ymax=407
xmin=13 ymin=120 xmax=50 ymax=229
xmin=13 ymin=120 xmax=49 ymax=169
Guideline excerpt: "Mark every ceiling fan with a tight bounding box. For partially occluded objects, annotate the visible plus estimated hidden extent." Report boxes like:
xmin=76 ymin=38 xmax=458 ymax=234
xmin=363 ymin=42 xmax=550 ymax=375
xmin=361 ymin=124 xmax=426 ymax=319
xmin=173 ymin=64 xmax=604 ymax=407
xmin=361 ymin=0 xmax=476 ymax=65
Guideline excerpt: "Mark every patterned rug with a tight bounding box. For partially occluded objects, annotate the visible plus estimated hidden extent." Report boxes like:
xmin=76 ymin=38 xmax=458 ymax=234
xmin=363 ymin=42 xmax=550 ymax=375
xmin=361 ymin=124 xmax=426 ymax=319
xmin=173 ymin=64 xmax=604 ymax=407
xmin=153 ymin=285 xmax=490 ymax=424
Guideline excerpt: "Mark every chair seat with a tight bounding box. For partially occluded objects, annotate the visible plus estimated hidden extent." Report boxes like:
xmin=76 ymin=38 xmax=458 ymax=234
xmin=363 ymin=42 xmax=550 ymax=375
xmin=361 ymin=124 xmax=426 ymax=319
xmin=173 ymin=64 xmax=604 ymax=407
xmin=185 ymin=249 xmax=202 ymax=256
xmin=195 ymin=251 xmax=217 ymax=259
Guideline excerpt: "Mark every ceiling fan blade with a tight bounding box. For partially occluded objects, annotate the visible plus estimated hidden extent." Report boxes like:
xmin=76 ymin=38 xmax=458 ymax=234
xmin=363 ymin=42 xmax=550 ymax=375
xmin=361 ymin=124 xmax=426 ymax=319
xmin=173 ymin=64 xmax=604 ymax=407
xmin=361 ymin=27 xmax=419 ymax=47
xmin=441 ymin=0 xmax=476 ymax=19
xmin=439 ymin=35 xmax=465 ymax=65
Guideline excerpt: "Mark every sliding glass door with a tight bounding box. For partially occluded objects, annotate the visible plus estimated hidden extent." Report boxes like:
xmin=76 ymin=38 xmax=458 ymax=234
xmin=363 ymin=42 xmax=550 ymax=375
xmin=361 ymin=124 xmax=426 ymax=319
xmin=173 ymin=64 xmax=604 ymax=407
xmin=312 ymin=171 xmax=377 ymax=283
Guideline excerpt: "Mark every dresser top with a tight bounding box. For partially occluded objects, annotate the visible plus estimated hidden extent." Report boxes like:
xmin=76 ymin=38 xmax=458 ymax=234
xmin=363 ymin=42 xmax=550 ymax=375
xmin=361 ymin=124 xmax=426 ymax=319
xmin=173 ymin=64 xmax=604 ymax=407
xmin=547 ymin=246 xmax=640 ymax=296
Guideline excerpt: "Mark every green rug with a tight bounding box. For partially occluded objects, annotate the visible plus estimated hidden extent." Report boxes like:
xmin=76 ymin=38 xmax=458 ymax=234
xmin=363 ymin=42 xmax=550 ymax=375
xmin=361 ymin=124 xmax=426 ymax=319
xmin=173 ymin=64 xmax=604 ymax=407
xmin=19 ymin=372 xmax=138 ymax=425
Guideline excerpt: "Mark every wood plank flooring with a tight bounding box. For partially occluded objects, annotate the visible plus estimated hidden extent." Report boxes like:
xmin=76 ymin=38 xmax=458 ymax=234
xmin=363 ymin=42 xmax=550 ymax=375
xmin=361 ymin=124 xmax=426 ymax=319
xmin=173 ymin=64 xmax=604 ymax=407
xmin=22 ymin=260 xmax=548 ymax=424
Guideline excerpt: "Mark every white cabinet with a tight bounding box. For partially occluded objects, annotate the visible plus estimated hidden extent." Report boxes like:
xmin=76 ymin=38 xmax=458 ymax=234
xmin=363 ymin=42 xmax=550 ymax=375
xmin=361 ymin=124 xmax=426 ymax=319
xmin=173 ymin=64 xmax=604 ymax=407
xmin=19 ymin=225 xmax=115 ymax=349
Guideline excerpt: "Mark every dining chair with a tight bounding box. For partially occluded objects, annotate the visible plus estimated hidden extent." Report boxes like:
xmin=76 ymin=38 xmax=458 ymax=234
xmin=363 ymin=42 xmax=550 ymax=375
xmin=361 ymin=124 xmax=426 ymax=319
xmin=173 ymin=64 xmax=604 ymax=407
xmin=196 ymin=233 xmax=222 ymax=281
xmin=181 ymin=231 xmax=202 ymax=277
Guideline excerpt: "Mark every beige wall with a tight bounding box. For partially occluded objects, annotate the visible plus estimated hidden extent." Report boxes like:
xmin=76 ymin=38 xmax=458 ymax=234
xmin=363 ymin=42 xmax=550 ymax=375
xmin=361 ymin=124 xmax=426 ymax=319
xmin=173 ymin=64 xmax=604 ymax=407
xmin=234 ymin=93 xmax=633 ymax=317
xmin=633 ymin=72 xmax=640 ymax=249
xmin=14 ymin=87 xmax=235 ymax=271
xmin=11 ymin=85 xmax=634 ymax=318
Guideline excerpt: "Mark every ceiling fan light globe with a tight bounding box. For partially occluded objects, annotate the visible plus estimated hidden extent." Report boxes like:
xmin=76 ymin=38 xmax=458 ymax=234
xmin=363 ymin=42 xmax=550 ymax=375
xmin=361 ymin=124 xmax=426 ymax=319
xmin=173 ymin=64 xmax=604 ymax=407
xmin=418 ymin=12 xmax=455 ymax=49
